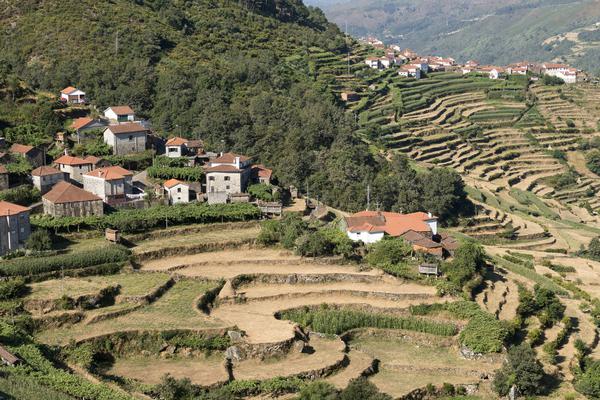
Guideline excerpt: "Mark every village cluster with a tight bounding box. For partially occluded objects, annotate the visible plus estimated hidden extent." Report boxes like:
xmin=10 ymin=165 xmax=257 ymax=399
xmin=0 ymin=89 xmax=276 ymax=256
xmin=0 ymin=85 xmax=457 ymax=261
xmin=360 ymin=37 xmax=581 ymax=83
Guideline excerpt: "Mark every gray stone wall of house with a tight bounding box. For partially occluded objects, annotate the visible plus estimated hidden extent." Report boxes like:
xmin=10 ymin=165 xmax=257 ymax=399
xmin=207 ymin=172 xmax=243 ymax=194
xmin=33 ymin=173 xmax=64 ymax=194
xmin=105 ymin=131 xmax=147 ymax=155
xmin=0 ymin=212 xmax=30 ymax=256
xmin=0 ymin=173 xmax=8 ymax=191
xmin=83 ymin=176 xmax=107 ymax=201
xmin=28 ymin=150 xmax=44 ymax=168
xmin=43 ymin=198 xmax=104 ymax=217
xmin=60 ymin=164 xmax=92 ymax=184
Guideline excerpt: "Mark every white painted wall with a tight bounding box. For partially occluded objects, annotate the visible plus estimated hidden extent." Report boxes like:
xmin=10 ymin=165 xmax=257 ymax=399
xmin=346 ymin=231 xmax=385 ymax=244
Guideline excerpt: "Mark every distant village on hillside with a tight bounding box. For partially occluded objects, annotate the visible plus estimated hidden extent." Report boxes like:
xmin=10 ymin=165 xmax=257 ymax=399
xmin=359 ymin=36 xmax=583 ymax=84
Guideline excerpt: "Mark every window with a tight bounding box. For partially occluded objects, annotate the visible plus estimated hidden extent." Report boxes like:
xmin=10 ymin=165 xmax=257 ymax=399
xmin=177 ymin=188 xmax=181 ymax=193
xmin=226 ymin=185 xmax=230 ymax=190
xmin=209 ymin=176 xmax=215 ymax=181
xmin=224 ymin=176 xmax=231 ymax=181
xmin=129 ymin=135 xmax=134 ymax=141
xmin=168 ymin=147 xmax=177 ymax=152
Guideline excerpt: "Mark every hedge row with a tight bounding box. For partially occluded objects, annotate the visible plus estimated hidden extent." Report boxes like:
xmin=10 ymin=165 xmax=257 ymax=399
xmin=279 ymin=306 xmax=458 ymax=336
xmin=31 ymin=203 xmax=261 ymax=233
xmin=0 ymin=245 xmax=130 ymax=277
xmin=147 ymin=165 xmax=203 ymax=181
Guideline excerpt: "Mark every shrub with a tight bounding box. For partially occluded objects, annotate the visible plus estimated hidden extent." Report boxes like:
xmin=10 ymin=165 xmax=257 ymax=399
xmin=365 ymin=237 xmax=412 ymax=267
xmin=147 ymin=165 xmax=203 ymax=181
xmin=0 ymin=185 xmax=41 ymax=206
xmin=542 ymin=75 xmax=564 ymax=86
xmin=575 ymin=360 xmax=600 ymax=398
xmin=295 ymin=231 xmax=334 ymax=257
xmin=25 ymin=230 xmax=52 ymax=252
xmin=459 ymin=313 xmax=509 ymax=353
xmin=527 ymin=328 xmax=543 ymax=346
xmin=257 ymin=220 xmax=281 ymax=245
xmin=297 ymin=381 xmax=338 ymax=400
xmin=493 ymin=343 xmax=544 ymax=396
xmin=340 ymin=377 xmax=392 ymax=400
xmin=586 ymin=149 xmax=600 ymax=176
xmin=0 ymin=278 xmax=27 ymax=300
xmin=0 ymin=245 xmax=130 ymax=277
xmin=248 ymin=183 xmax=278 ymax=201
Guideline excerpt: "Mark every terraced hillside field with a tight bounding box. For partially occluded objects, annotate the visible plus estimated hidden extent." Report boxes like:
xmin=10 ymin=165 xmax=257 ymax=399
xmin=310 ymin=44 xmax=600 ymax=253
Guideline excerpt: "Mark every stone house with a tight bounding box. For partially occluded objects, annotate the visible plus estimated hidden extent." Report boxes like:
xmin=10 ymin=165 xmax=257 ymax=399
xmin=103 ymin=123 xmax=148 ymax=155
xmin=54 ymin=154 xmax=95 ymax=184
xmin=204 ymin=152 xmax=253 ymax=196
xmin=0 ymin=201 xmax=30 ymax=256
xmin=70 ymin=117 xmax=108 ymax=143
xmin=253 ymin=165 xmax=273 ymax=185
xmin=30 ymin=165 xmax=65 ymax=194
xmin=9 ymin=144 xmax=44 ymax=168
xmin=163 ymin=178 xmax=190 ymax=204
xmin=0 ymin=165 xmax=8 ymax=191
xmin=83 ymin=166 xmax=133 ymax=204
xmin=104 ymin=106 xmax=135 ymax=123
xmin=42 ymin=181 xmax=103 ymax=217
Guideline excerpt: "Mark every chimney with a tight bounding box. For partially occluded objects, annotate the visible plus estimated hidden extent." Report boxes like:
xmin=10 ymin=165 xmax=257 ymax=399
xmin=428 ymin=211 xmax=432 ymax=218
xmin=64 ymin=148 xmax=69 ymax=156
xmin=235 ymin=156 xmax=240 ymax=169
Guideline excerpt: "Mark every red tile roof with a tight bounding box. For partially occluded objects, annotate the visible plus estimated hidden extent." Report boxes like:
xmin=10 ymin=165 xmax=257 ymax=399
xmin=106 ymin=122 xmax=147 ymax=135
xmin=71 ymin=117 xmax=94 ymax=130
xmin=164 ymin=178 xmax=186 ymax=189
xmin=43 ymin=181 xmax=101 ymax=204
xmin=84 ymin=166 xmax=133 ymax=181
xmin=0 ymin=201 xmax=29 ymax=216
xmin=254 ymin=164 xmax=272 ymax=179
xmin=54 ymin=155 xmax=92 ymax=166
xmin=31 ymin=165 xmax=62 ymax=177
xmin=84 ymin=155 xmax=101 ymax=165
xmin=106 ymin=105 xmax=135 ymax=115
xmin=166 ymin=137 xmax=188 ymax=146
xmin=10 ymin=143 xmax=34 ymax=155
xmin=0 ymin=165 xmax=7 ymax=174
xmin=345 ymin=211 xmax=436 ymax=237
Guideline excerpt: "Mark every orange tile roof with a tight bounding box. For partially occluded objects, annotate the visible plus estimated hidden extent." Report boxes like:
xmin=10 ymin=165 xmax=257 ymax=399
xmin=61 ymin=86 xmax=77 ymax=94
xmin=43 ymin=181 xmax=101 ymax=204
xmin=106 ymin=105 xmax=135 ymax=115
xmin=164 ymin=178 xmax=186 ymax=189
xmin=204 ymin=164 xmax=243 ymax=173
xmin=10 ymin=144 xmax=34 ymax=155
xmin=84 ymin=166 xmax=133 ymax=181
xmin=254 ymin=164 xmax=272 ymax=179
xmin=106 ymin=122 xmax=147 ymax=135
xmin=0 ymin=165 xmax=7 ymax=174
xmin=71 ymin=117 xmax=94 ymax=130
xmin=84 ymin=155 xmax=101 ymax=165
xmin=0 ymin=201 xmax=29 ymax=216
xmin=54 ymin=155 xmax=92 ymax=166
xmin=166 ymin=137 xmax=188 ymax=146
xmin=211 ymin=152 xmax=251 ymax=164
xmin=345 ymin=211 xmax=436 ymax=236
xmin=31 ymin=165 xmax=62 ymax=177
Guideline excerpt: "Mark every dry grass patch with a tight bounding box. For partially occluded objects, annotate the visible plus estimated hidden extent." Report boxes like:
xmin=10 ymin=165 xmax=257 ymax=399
xmin=36 ymin=279 xmax=226 ymax=345
xmin=103 ymin=353 xmax=227 ymax=386
xmin=354 ymin=334 xmax=501 ymax=398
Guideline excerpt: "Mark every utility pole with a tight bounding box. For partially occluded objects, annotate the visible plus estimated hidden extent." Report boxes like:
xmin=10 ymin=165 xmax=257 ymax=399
xmin=346 ymin=21 xmax=350 ymax=76
xmin=366 ymin=184 xmax=371 ymax=210
xmin=115 ymin=29 xmax=119 ymax=55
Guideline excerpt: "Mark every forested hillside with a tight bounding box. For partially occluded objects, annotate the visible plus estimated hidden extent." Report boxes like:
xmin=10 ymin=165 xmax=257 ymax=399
xmin=317 ymin=0 xmax=600 ymax=75
xmin=0 ymin=0 xmax=470 ymax=214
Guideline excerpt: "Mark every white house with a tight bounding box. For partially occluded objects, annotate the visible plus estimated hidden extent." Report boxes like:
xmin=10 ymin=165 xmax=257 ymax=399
xmin=398 ymin=66 xmax=422 ymax=79
xmin=104 ymin=106 xmax=136 ymax=123
xmin=83 ymin=166 xmax=134 ymax=205
xmin=379 ymin=57 xmax=391 ymax=69
xmin=365 ymin=57 xmax=380 ymax=69
xmin=343 ymin=211 xmax=438 ymax=245
xmin=165 ymin=137 xmax=188 ymax=158
xmin=204 ymin=152 xmax=253 ymax=197
xmin=60 ymin=87 xmax=86 ymax=104
xmin=163 ymin=178 xmax=190 ymax=204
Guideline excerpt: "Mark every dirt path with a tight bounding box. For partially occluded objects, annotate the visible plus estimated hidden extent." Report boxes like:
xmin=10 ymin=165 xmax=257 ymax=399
xmin=325 ymin=349 xmax=374 ymax=389
xmin=239 ymin=280 xmax=437 ymax=300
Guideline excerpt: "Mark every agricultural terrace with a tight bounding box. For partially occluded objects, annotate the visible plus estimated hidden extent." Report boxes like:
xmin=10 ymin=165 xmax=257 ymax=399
xmin=4 ymin=212 xmax=533 ymax=400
